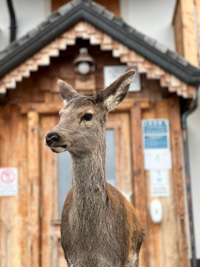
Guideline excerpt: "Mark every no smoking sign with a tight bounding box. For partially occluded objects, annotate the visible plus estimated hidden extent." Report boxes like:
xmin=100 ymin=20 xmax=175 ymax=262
xmin=0 ymin=168 xmax=18 ymax=196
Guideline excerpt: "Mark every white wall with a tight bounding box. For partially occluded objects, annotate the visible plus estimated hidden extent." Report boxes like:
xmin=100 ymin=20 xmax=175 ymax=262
xmin=120 ymin=0 xmax=176 ymax=50
xmin=187 ymin=89 xmax=200 ymax=259
xmin=0 ymin=0 xmax=51 ymax=51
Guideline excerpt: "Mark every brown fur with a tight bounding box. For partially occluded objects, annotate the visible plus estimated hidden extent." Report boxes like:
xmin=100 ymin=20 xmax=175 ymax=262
xmin=46 ymin=69 xmax=144 ymax=266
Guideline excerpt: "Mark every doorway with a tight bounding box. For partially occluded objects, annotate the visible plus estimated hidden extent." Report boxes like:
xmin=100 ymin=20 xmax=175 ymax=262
xmin=39 ymin=111 xmax=133 ymax=266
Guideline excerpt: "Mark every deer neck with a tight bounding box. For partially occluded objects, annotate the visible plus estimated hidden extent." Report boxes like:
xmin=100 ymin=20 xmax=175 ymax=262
xmin=70 ymin=136 xmax=107 ymax=213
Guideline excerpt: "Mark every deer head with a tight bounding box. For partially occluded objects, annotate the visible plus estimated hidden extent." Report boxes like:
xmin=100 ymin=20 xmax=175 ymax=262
xmin=46 ymin=69 xmax=135 ymax=156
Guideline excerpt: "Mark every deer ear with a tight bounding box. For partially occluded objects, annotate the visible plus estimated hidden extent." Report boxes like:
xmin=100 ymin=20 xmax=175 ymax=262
xmin=57 ymin=79 xmax=79 ymax=102
xmin=98 ymin=69 xmax=136 ymax=112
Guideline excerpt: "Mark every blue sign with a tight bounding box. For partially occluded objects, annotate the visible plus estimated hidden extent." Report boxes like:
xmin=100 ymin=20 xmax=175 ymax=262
xmin=142 ymin=120 xmax=169 ymax=150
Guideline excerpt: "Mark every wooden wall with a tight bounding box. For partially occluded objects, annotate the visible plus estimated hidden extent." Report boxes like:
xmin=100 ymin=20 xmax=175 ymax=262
xmin=173 ymin=0 xmax=198 ymax=66
xmin=0 ymin=106 xmax=28 ymax=266
xmin=52 ymin=0 xmax=120 ymax=17
xmin=138 ymin=97 xmax=189 ymax=267
xmin=0 ymin=41 xmax=189 ymax=266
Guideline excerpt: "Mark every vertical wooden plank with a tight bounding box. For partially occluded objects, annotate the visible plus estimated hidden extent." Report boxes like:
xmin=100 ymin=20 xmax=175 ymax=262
xmin=155 ymin=100 xmax=180 ymax=267
xmin=117 ymin=113 xmax=132 ymax=201
xmin=0 ymin=106 xmax=29 ymax=267
xmin=0 ymin=107 xmax=3 ymax=267
xmin=0 ymin=106 xmax=12 ymax=267
xmin=142 ymin=106 xmax=161 ymax=267
xmin=107 ymin=113 xmax=132 ymax=201
xmin=195 ymin=0 xmax=200 ymax=59
xmin=41 ymin=115 xmax=58 ymax=267
xmin=11 ymin=109 xmax=29 ymax=267
xmin=173 ymin=1 xmax=184 ymax=56
xmin=51 ymin=237 xmax=59 ymax=267
xmin=180 ymin=0 xmax=198 ymax=66
xmin=169 ymin=95 xmax=190 ymax=267
xmin=130 ymin=104 xmax=149 ymax=267
xmin=27 ymin=111 xmax=40 ymax=267
xmin=16 ymin=114 xmax=29 ymax=267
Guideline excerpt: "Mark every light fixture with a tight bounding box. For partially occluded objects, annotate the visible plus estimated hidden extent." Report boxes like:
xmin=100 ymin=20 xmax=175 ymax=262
xmin=73 ymin=48 xmax=95 ymax=75
xmin=77 ymin=62 xmax=90 ymax=75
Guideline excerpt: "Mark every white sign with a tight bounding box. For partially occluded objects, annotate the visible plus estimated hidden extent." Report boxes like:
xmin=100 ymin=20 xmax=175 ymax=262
xmin=0 ymin=168 xmax=18 ymax=196
xmin=104 ymin=66 xmax=141 ymax=92
xmin=142 ymin=119 xmax=172 ymax=170
xmin=150 ymin=170 xmax=170 ymax=197
xmin=144 ymin=150 xmax=172 ymax=170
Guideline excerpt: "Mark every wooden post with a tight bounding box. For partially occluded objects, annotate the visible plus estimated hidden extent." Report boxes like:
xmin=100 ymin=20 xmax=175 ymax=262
xmin=169 ymin=96 xmax=190 ymax=267
xmin=41 ymin=115 xmax=57 ymax=267
xmin=195 ymin=0 xmax=200 ymax=59
xmin=130 ymin=104 xmax=149 ymax=267
xmin=27 ymin=111 xmax=40 ymax=267
xmin=174 ymin=0 xmax=198 ymax=66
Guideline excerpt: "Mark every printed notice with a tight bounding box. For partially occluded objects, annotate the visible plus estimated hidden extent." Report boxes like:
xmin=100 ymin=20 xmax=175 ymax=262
xmin=143 ymin=149 xmax=172 ymax=170
xmin=142 ymin=119 xmax=170 ymax=150
xmin=142 ymin=119 xmax=172 ymax=170
xmin=150 ymin=170 xmax=170 ymax=197
xmin=0 ymin=168 xmax=18 ymax=196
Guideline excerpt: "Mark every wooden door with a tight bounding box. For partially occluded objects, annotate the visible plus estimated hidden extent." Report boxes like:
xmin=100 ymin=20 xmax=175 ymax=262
xmin=39 ymin=111 xmax=133 ymax=266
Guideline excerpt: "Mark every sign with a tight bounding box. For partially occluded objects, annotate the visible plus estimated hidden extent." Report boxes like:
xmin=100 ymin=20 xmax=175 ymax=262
xmin=143 ymin=150 xmax=172 ymax=170
xmin=104 ymin=66 xmax=141 ymax=92
xmin=142 ymin=119 xmax=169 ymax=149
xmin=150 ymin=170 xmax=170 ymax=197
xmin=0 ymin=168 xmax=18 ymax=196
xmin=142 ymin=119 xmax=172 ymax=170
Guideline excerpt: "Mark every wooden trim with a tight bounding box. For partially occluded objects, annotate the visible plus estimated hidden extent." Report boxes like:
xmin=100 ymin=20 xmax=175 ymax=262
xmin=27 ymin=111 xmax=40 ymax=267
xmin=20 ymin=98 xmax=150 ymax=114
xmin=169 ymin=96 xmax=190 ymax=267
xmin=130 ymin=104 xmax=149 ymax=267
xmin=0 ymin=21 xmax=196 ymax=98
xmin=40 ymin=115 xmax=58 ymax=267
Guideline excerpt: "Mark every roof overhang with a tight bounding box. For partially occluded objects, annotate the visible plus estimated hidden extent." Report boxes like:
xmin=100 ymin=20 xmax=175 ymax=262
xmin=0 ymin=0 xmax=199 ymax=98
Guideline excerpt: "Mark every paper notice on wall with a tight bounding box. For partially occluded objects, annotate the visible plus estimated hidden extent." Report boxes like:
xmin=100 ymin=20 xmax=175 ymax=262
xmin=150 ymin=170 xmax=170 ymax=197
xmin=143 ymin=149 xmax=172 ymax=170
xmin=142 ymin=119 xmax=170 ymax=150
xmin=142 ymin=119 xmax=172 ymax=170
xmin=0 ymin=168 xmax=18 ymax=196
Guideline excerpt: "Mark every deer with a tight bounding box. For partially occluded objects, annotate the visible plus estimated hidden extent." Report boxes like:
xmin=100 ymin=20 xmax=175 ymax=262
xmin=46 ymin=69 xmax=144 ymax=267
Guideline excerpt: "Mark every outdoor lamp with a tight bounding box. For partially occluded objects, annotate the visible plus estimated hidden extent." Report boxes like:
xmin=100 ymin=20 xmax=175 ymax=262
xmin=73 ymin=48 xmax=95 ymax=75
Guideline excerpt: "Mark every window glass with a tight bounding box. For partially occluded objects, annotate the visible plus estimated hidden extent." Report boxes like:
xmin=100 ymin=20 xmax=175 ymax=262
xmin=57 ymin=151 xmax=71 ymax=219
xmin=57 ymin=129 xmax=116 ymax=218
xmin=105 ymin=129 xmax=116 ymax=187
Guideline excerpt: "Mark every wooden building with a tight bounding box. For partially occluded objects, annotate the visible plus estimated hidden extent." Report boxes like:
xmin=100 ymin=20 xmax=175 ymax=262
xmin=0 ymin=0 xmax=200 ymax=266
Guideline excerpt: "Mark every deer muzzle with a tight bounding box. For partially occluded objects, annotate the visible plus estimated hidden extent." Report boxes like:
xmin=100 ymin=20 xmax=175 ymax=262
xmin=45 ymin=132 xmax=60 ymax=147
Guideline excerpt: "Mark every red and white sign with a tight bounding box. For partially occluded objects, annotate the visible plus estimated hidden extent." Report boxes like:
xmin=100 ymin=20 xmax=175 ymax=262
xmin=0 ymin=168 xmax=18 ymax=196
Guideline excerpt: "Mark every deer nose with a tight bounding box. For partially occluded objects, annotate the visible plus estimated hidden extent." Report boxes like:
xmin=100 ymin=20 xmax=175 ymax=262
xmin=46 ymin=133 xmax=60 ymax=146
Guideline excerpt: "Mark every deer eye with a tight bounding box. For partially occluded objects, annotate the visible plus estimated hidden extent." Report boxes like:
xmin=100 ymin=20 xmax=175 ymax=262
xmin=82 ymin=113 xmax=93 ymax=121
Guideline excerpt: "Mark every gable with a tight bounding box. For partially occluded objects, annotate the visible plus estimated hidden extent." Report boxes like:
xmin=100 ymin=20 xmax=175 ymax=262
xmin=0 ymin=21 xmax=196 ymax=98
